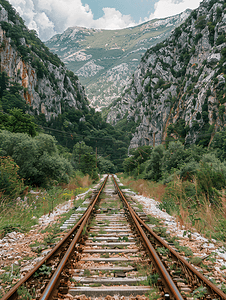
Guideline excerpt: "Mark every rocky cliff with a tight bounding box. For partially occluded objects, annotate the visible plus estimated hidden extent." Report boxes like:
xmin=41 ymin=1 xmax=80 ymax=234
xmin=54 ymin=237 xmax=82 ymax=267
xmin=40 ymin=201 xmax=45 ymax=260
xmin=0 ymin=0 xmax=88 ymax=121
xmin=45 ymin=11 xmax=191 ymax=110
xmin=107 ymin=0 xmax=226 ymax=149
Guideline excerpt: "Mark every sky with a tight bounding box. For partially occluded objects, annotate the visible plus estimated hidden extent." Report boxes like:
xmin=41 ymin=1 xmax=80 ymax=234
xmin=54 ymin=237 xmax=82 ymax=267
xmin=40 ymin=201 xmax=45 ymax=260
xmin=8 ymin=0 xmax=202 ymax=41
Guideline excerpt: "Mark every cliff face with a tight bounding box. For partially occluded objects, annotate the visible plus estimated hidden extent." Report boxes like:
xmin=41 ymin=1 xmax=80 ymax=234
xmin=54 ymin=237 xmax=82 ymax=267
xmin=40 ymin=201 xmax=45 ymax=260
xmin=0 ymin=3 xmax=88 ymax=120
xmin=107 ymin=0 xmax=226 ymax=149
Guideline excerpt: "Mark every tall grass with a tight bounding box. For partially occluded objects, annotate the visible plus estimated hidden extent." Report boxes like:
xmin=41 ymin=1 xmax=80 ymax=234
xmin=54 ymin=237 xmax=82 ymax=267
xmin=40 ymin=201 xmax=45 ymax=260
xmin=59 ymin=173 xmax=92 ymax=190
xmin=160 ymin=177 xmax=226 ymax=241
xmin=76 ymin=174 xmax=93 ymax=188
xmin=119 ymin=174 xmax=226 ymax=243
xmin=0 ymin=173 xmax=93 ymax=238
xmin=119 ymin=175 xmax=165 ymax=201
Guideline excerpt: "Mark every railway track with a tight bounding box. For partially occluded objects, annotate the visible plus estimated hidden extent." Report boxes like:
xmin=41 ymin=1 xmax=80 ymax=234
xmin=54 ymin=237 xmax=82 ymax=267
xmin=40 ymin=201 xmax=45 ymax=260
xmin=2 ymin=175 xmax=226 ymax=300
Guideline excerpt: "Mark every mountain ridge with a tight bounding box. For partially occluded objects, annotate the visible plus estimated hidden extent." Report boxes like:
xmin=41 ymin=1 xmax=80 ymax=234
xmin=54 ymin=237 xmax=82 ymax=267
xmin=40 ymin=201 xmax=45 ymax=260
xmin=45 ymin=10 xmax=191 ymax=110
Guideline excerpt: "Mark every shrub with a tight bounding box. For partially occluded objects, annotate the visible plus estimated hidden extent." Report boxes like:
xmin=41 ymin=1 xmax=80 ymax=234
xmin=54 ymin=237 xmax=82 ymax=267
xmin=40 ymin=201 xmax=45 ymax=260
xmin=195 ymin=16 xmax=206 ymax=30
xmin=0 ymin=156 xmax=24 ymax=199
xmin=216 ymin=34 xmax=226 ymax=46
xmin=163 ymin=141 xmax=188 ymax=174
xmin=210 ymin=128 xmax=226 ymax=161
xmin=174 ymin=27 xmax=182 ymax=39
xmin=196 ymin=154 xmax=226 ymax=203
xmin=0 ymin=109 xmax=37 ymax=136
xmin=178 ymin=159 xmax=198 ymax=181
xmin=194 ymin=33 xmax=203 ymax=44
xmin=97 ymin=156 xmax=116 ymax=174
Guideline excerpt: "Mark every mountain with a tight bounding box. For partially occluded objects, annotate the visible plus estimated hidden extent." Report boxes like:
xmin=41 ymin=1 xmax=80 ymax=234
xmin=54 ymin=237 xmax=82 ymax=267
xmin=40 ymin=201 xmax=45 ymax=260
xmin=107 ymin=0 xmax=226 ymax=149
xmin=45 ymin=11 xmax=191 ymax=110
xmin=0 ymin=0 xmax=130 ymax=170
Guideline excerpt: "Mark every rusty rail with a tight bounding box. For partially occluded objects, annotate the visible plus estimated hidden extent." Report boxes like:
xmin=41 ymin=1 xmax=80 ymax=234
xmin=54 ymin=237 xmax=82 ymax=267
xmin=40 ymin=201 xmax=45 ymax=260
xmin=40 ymin=175 xmax=108 ymax=299
xmin=112 ymin=175 xmax=226 ymax=300
xmin=112 ymin=175 xmax=183 ymax=300
xmin=1 ymin=175 xmax=108 ymax=300
xmin=135 ymin=211 xmax=226 ymax=299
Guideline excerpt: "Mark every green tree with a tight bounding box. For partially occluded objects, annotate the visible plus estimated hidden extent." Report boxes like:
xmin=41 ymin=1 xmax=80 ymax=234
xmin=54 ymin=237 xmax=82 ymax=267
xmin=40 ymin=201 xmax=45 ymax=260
xmin=43 ymin=104 xmax=129 ymax=171
xmin=1 ymin=93 xmax=27 ymax=112
xmin=0 ymin=109 xmax=37 ymax=136
xmin=196 ymin=153 xmax=226 ymax=203
xmin=163 ymin=141 xmax=187 ymax=174
xmin=97 ymin=156 xmax=116 ymax=174
xmin=0 ymin=131 xmax=73 ymax=186
xmin=195 ymin=15 xmax=206 ymax=30
xmin=144 ymin=145 xmax=165 ymax=181
xmin=123 ymin=146 xmax=152 ymax=177
xmin=210 ymin=128 xmax=226 ymax=161
xmin=0 ymin=71 xmax=8 ymax=98
xmin=72 ymin=141 xmax=98 ymax=180
xmin=123 ymin=156 xmax=137 ymax=175
xmin=0 ymin=71 xmax=27 ymax=113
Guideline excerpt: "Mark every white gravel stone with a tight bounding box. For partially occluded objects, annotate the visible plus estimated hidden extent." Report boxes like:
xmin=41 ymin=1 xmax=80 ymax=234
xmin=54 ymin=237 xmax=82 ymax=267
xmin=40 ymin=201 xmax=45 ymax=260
xmin=202 ymin=243 xmax=215 ymax=249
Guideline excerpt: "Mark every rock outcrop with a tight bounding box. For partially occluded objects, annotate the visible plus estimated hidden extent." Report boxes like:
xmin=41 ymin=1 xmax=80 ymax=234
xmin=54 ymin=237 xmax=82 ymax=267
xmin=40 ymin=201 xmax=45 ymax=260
xmin=0 ymin=3 xmax=88 ymax=121
xmin=107 ymin=0 xmax=226 ymax=149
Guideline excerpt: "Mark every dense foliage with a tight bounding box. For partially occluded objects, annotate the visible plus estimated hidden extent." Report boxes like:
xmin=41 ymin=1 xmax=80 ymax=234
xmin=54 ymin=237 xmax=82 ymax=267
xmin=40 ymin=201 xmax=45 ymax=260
xmin=97 ymin=156 xmax=116 ymax=174
xmin=0 ymin=108 xmax=37 ymax=136
xmin=0 ymin=131 xmax=73 ymax=186
xmin=123 ymin=136 xmax=226 ymax=205
xmin=0 ymin=72 xmax=28 ymax=112
xmin=72 ymin=142 xmax=98 ymax=181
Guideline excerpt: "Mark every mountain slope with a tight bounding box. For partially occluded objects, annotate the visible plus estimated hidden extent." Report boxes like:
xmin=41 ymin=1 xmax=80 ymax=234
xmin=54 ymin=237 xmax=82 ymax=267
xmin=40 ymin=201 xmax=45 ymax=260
xmin=107 ymin=0 xmax=226 ymax=149
xmin=45 ymin=11 xmax=191 ymax=110
xmin=0 ymin=0 xmax=88 ymax=121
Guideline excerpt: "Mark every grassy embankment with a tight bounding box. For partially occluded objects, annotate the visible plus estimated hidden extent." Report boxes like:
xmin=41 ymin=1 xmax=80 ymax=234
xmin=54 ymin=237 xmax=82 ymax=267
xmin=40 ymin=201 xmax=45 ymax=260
xmin=119 ymin=174 xmax=226 ymax=244
xmin=0 ymin=174 xmax=93 ymax=238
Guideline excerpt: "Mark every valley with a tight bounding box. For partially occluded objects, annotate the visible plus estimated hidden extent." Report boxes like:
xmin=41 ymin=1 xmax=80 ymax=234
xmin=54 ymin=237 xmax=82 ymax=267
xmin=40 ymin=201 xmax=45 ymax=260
xmin=0 ymin=2 xmax=226 ymax=298
xmin=45 ymin=10 xmax=191 ymax=110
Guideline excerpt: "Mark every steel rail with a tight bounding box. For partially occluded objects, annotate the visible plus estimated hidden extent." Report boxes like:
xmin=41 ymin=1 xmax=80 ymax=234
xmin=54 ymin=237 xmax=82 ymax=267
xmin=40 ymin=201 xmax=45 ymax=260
xmin=113 ymin=175 xmax=226 ymax=300
xmin=40 ymin=175 xmax=108 ymax=300
xmin=1 ymin=176 xmax=108 ymax=300
xmin=2 ymin=209 xmax=88 ymax=300
xmin=112 ymin=176 xmax=183 ymax=300
xmin=132 ymin=200 xmax=226 ymax=299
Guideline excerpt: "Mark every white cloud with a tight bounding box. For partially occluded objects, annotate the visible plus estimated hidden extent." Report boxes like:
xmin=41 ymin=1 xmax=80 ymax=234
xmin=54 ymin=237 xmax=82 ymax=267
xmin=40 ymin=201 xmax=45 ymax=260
xmin=8 ymin=0 xmax=202 ymax=41
xmin=147 ymin=0 xmax=201 ymax=20
xmin=8 ymin=0 xmax=136 ymax=41
xmin=94 ymin=8 xmax=136 ymax=30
